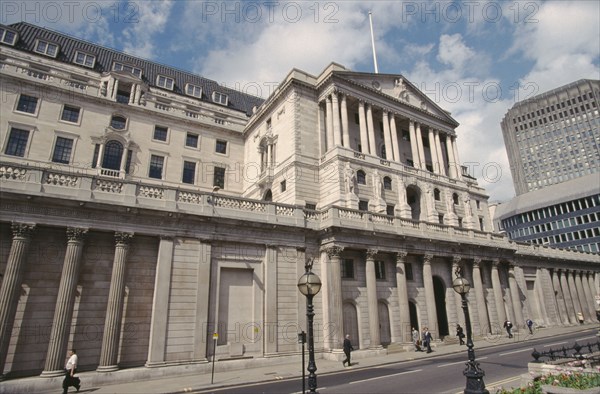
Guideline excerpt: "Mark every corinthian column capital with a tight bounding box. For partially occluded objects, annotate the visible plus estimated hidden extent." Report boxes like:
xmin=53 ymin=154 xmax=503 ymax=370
xmin=366 ymin=249 xmax=379 ymax=260
xmin=11 ymin=222 xmax=36 ymax=239
xmin=115 ymin=232 xmax=134 ymax=246
xmin=66 ymin=227 xmax=88 ymax=242
xmin=325 ymin=245 xmax=344 ymax=258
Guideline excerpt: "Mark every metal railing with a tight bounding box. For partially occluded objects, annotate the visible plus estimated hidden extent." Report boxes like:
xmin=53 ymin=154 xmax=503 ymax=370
xmin=532 ymin=341 xmax=600 ymax=364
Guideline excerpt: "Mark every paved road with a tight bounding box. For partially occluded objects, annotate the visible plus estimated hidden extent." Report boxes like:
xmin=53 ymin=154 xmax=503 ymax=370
xmin=194 ymin=329 xmax=599 ymax=394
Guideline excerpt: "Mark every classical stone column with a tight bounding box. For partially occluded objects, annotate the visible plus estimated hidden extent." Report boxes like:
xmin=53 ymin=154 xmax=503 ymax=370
xmin=390 ymin=115 xmax=400 ymax=164
xmin=0 ymin=223 xmax=35 ymax=380
xmin=365 ymin=249 xmax=381 ymax=348
xmin=574 ymin=271 xmax=593 ymax=322
xmin=427 ymin=128 xmax=438 ymax=173
xmin=193 ymin=241 xmax=212 ymax=361
xmin=98 ymin=232 xmax=134 ymax=372
xmin=567 ymin=270 xmax=584 ymax=320
xmin=434 ymin=130 xmax=446 ymax=176
xmin=395 ymin=252 xmax=411 ymax=343
xmin=559 ymin=269 xmax=578 ymax=324
xmin=366 ymin=104 xmax=377 ymax=156
xmin=358 ymin=101 xmax=369 ymax=154
xmin=472 ymin=259 xmax=490 ymax=334
xmin=508 ymin=265 xmax=523 ymax=325
xmin=382 ymin=111 xmax=393 ymax=161
xmin=325 ymin=96 xmax=334 ymax=151
xmin=409 ymin=120 xmax=420 ymax=168
xmin=551 ymin=269 xmax=570 ymax=325
xmin=581 ymin=272 xmax=597 ymax=322
xmin=95 ymin=142 xmax=105 ymax=168
xmin=446 ymin=135 xmax=457 ymax=179
xmin=422 ymin=254 xmax=438 ymax=338
xmin=146 ymin=236 xmax=174 ymax=366
xmin=586 ymin=272 xmax=599 ymax=322
xmin=318 ymin=104 xmax=325 ymax=155
xmin=451 ymin=136 xmax=463 ymax=180
xmin=262 ymin=245 xmax=279 ymax=355
xmin=325 ymin=246 xmax=344 ymax=351
xmin=341 ymin=94 xmax=350 ymax=148
xmin=452 ymin=257 xmax=465 ymax=327
xmin=41 ymin=227 xmax=88 ymax=377
xmin=490 ymin=260 xmax=506 ymax=330
xmin=331 ymin=92 xmax=342 ymax=147
xmin=415 ymin=123 xmax=426 ymax=170
xmin=538 ymin=268 xmax=560 ymax=325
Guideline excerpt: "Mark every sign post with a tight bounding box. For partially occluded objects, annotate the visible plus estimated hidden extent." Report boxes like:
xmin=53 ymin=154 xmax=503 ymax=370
xmin=211 ymin=333 xmax=218 ymax=384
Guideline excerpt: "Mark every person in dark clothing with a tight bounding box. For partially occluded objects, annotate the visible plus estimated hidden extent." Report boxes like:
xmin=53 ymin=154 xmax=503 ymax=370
xmin=526 ymin=319 xmax=534 ymax=334
xmin=456 ymin=324 xmax=465 ymax=345
xmin=423 ymin=327 xmax=433 ymax=353
xmin=342 ymin=334 xmax=354 ymax=367
xmin=503 ymin=320 xmax=513 ymax=338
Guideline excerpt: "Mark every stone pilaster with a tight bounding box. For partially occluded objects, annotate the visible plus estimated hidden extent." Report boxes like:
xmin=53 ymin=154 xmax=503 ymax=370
xmin=586 ymin=272 xmax=599 ymax=322
xmin=325 ymin=96 xmax=333 ymax=151
xmin=331 ymin=92 xmax=341 ymax=147
xmin=264 ymin=245 xmax=278 ymax=355
xmin=0 ymin=223 xmax=35 ymax=380
xmin=472 ymin=259 xmax=490 ymax=334
xmin=409 ymin=120 xmax=420 ymax=169
xmin=325 ymin=246 xmax=344 ymax=350
xmin=341 ymin=94 xmax=350 ymax=148
xmin=358 ymin=101 xmax=369 ymax=154
xmin=41 ymin=227 xmax=88 ymax=377
xmin=98 ymin=232 xmax=134 ymax=372
xmin=395 ymin=252 xmax=411 ymax=343
xmin=567 ymin=270 xmax=583 ymax=320
xmin=508 ymin=265 xmax=523 ymax=325
xmin=422 ymin=254 xmax=438 ymax=338
xmin=193 ymin=241 xmax=212 ymax=361
xmin=559 ymin=270 xmax=577 ymax=324
xmin=574 ymin=271 xmax=593 ymax=322
xmin=490 ymin=260 xmax=506 ymax=329
xmin=366 ymin=104 xmax=376 ymax=156
xmin=551 ymin=270 xmax=570 ymax=325
xmin=365 ymin=249 xmax=381 ymax=348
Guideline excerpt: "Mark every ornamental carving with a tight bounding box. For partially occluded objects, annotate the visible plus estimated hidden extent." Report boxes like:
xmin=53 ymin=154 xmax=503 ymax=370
xmin=366 ymin=249 xmax=378 ymax=260
xmin=66 ymin=227 xmax=88 ymax=242
xmin=423 ymin=254 xmax=433 ymax=263
xmin=396 ymin=251 xmax=408 ymax=262
xmin=452 ymin=256 xmax=462 ymax=266
xmin=11 ymin=222 xmax=35 ymax=239
xmin=115 ymin=232 xmax=134 ymax=246
xmin=473 ymin=258 xmax=482 ymax=267
xmin=325 ymin=246 xmax=343 ymax=258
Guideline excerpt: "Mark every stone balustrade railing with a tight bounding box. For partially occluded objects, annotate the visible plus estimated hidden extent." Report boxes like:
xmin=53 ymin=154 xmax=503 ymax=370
xmin=1 ymin=162 xmax=599 ymax=264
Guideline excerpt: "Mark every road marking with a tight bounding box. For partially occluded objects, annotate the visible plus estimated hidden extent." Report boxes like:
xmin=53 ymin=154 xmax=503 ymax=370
xmin=438 ymin=357 xmax=488 ymax=367
xmin=544 ymin=341 xmax=567 ymax=347
xmin=499 ymin=348 xmax=532 ymax=356
xmin=348 ymin=369 xmax=422 ymax=384
xmin=578 ymin=336 xmax=597 ymax=340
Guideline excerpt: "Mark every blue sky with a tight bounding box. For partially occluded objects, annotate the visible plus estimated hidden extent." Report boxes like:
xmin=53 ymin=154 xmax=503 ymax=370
xmin=3 ymin=0 xmax=599 ymax=202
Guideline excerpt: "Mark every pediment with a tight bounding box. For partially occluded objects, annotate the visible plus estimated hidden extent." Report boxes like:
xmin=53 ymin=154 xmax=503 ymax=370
xmin=334 ymin=72 xmax=456 ymax=124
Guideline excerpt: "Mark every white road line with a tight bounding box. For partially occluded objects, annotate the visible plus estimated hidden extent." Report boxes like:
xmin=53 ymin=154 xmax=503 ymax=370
xmin=578 ymin=336 xmax=597 ymax=341
xmin=438 ymin=357 xmax=488 ymax=367
xmin=544 ymin=341 xmax=568 ymax=347
xmin=348 ymin=369 xmax=422 ymax=384
xmin=499 ymin=348 xmax=532 ymax=356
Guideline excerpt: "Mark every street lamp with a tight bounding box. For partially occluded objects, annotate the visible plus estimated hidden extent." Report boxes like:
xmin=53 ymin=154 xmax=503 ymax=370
xmin=452 ymin=266 xmax=489 ymax=394
xmin=297 ymin=258 xmax=322 ymax=393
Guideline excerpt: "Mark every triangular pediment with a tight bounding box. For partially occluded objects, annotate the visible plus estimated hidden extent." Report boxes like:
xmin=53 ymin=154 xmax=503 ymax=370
xmin=334 ymin=71 xmax=457 ymax=125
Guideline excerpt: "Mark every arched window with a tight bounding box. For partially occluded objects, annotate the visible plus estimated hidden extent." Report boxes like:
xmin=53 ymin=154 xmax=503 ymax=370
xmin=357 ymin=170 xmax=366 ymax=185
xmin=434 ymin=188 xmax=441 ymax=201
xmin=383 ymin=176 xmax=392 ymax=190
xmin=453 ymin=193 xmax=459 ymax=205
xmin=102 ymin=140 xmax=123 ymax=170
xmin=110 ymin=115 xmax=127 ymax=130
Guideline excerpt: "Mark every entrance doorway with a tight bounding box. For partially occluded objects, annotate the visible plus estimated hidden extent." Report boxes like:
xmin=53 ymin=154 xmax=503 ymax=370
xmin=433 ymin=276 xmax=449 ymax=337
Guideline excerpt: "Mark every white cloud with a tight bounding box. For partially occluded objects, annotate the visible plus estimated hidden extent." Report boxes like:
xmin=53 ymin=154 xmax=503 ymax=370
xmin=122 ymin=1 xmax=174 ymax=59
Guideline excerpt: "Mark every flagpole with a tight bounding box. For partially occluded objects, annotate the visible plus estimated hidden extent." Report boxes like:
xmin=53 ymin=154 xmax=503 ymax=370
xmin=368 ymin=11 xmax=379 ymax=73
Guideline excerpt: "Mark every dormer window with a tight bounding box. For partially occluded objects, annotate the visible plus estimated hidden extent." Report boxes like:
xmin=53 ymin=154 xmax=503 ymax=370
xmin=156 ymin=75 xmax=174 ymax=90
xmin=0 ymin=27 xmax=17 ymax=46
xmin=34 ymin=39 xmax=58 ymax=57
xmin=212 ymin=91 xmax=228 ymax=106
xmin=113 ymin=62 xmax=142 ymax=78
xmin=185 ymin=83 xmax=202 ymax=98
xmin=74 ymin=51 xmax=96 ymax=68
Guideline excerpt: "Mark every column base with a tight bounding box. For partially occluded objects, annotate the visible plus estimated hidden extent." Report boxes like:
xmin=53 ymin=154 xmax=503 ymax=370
xmin=40 ymin=369 xmax=64 ymax=378
xmin=97 ymin=365 xmax=119 ymax=372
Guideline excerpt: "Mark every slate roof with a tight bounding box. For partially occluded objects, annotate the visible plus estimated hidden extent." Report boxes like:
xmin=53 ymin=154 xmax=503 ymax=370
xmin=2 ymin=22 xmax=264 ymax=116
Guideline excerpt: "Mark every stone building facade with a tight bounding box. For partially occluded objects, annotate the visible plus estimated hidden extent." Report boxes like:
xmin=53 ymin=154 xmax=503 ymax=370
xmin=0 ymin=22 xmax=598 ymax=381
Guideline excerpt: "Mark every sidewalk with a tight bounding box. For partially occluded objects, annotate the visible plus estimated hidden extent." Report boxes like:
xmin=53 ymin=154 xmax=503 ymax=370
xmin=2 ymin=324 xmax=597 ymax=394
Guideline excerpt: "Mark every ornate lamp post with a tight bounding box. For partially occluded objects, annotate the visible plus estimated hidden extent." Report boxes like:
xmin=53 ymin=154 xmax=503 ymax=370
xmin=297 ymin=259 xmax=322 ymax=393
xmin=452 ymin=267 xmax=489 ymax=394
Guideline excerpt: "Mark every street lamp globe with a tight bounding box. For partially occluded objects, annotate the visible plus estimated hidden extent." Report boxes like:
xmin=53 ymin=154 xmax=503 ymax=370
xmin=297 ymin=270 xmax=322 ymax=297
xmin=453 ymin=275 xmax=471 ymax=295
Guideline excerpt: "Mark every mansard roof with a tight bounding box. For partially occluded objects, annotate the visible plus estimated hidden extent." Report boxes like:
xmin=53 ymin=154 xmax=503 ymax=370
xmin=3 ymin=22 xmax=264 ymax=116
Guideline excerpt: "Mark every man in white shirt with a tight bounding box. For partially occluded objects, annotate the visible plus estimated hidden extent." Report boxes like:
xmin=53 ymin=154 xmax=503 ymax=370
xmin=62 ymin=349 xmax=80 ymax=393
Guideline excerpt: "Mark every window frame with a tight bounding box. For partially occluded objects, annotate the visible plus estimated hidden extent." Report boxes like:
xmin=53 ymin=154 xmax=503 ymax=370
xmin=156 ymin=75 xmax=175 ymax=90
xmin=51 ymin=134 xmax=76 ymax=164
xmin=357 ymin=170 xmax=366 ymax=185
xmin=59 ymin=104 xmax=82 ymax=125
xmin=15 ymin=94 xmax=39 ymax=116
xmin=212 ymin=91 xmax=228 ymax=106
xmin=185 ymin=132 xmax=199 ymax=149
xmin=148 ymin=154 xmax=165 ymax=180
xmin=341 ymin=259 xmax=355 ymax=279
xmin=182 ymin=160 xmax=197 ymax=184
xmin=213 ymin=166 xmax=226 ymax=189
xmin=185 ymin=83 xmax=202 ymax=98
xmin=383 ymin=176 xmax=392 ymax=190
xmin=215 ymin=139 xmax=228 ymax=155
xmin=3 ymin=125 xmax=33 ymax=158
xmin=153 ymin=125 xmax=169 ymax=143
xmin=112 ymin=62 xmax=142 ymax=78
xmin=34 ymin=39 xmax=59 ymax=57
xmin=0 ymin=27 xmax=18 ymax=46
xmin=73 ymin=51 xmax=96 ymax=68
xmin=109 ymin=115 xmax=128 ymax=131
xmin=375 ymin=260 xmax=386 ymax=280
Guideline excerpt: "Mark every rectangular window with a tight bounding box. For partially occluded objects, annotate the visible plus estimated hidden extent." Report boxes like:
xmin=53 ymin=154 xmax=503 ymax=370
xmin=60 ymin=105 xmax=81 ymax=123
xmin=153 ymin=125 xmax=168 ymax=141
xmin=74 ymin=51 xmax=95 ymax=68
xmin=0 ymin=28 xmax=17 ymax=45
xmin=216 ymin=139 xmax=227 ymax=154
xmin=186 ymin=133 xmax=199 ymax=148
xmin=182 ymin=161 xmax=196 ymax=184
xmin=34 ymin=40 xmax=58 ymax=57
xmin=305 ymin=203 xmax=316 ymax=210
xmin=375 ymin=260 xmax=386 ymax=280
xmin=16 ymin=94 xmax=38 ymax=114
xmin=386 ymin=204 xmax=395 ymax=216
xmin=185 ymin=84 xmax=202 ymax=98
xmin=405 ymin=263 xmax=413 ymax=280
xmin=156 ymin=75 xmax=174 ymax=90
xmin=52 ymin=137 xmax=74 ymax=164
xmin=212 ymin=91 xmax=228 ymax=105
xmin=112 ymin=62 xmax=142 ymax=78
xmin=92 ymin=144 xmax=100 ymax=168
xmin=4 ymin=127 xmax=30 ymax=157
xmin=213 ymin=167 xmax=225 ymax=189
xmin=341 ymin=259 xmax=354 ymax=279
xmin=280 ymin=180 xmax=286 ymax=192
xmin=149 ymin=155 xmax=164 ymax=179
xmin=358 ymin=200 xmax=368 ymax=211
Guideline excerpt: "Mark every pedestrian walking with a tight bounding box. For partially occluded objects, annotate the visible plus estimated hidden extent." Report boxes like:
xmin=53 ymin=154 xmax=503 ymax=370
xmin=62 ymin=349 xmax=80 ymax=394
xmin=503 ymin=320 xmax=513 ymax=338
xmin=412 ymin=327 xmax=422 ymax=351
xmin=342 ymin=334 xmax=354 ymax=367
xmin=456 ymin=324 xmax=465 ymax=345
xmin=423 ymin=327 xmax=433 ymax=353
xmin=577 ymin=312 xmax=584 ymax=324
xmin=526 ymin=318 xmax=534 ymax=334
